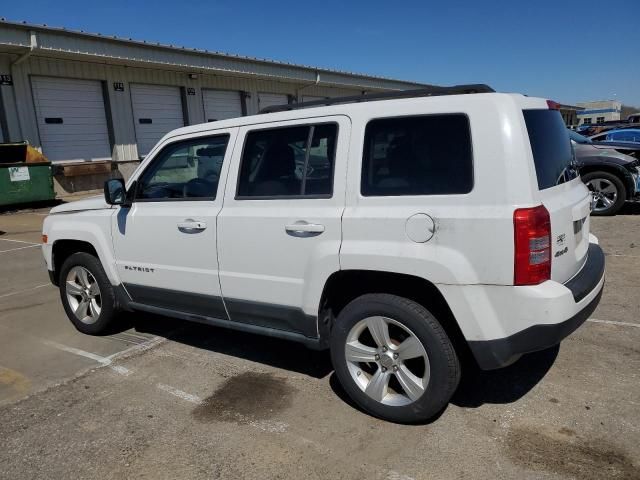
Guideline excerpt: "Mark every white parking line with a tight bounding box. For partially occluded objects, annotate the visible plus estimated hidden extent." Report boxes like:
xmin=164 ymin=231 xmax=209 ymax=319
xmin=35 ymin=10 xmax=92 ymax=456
xmin=0 ymin=238 xmax=39 ymax=245
xmin=607 ymin=253 xmax=640 ymax=259
xmin=42 ymin=340 xmax=132 ymax=376
xmin=0 ymin=244 xmax=41 ymax=253
xmin=106 ymin=335 xmax=165 ymax=361
xmin=0 ymin=283 xmax=51 ymax=299
xmin=156 ymin=383 xmax=202 ymax=404
xmin=588 ymin=318 xmax=640 ymax=329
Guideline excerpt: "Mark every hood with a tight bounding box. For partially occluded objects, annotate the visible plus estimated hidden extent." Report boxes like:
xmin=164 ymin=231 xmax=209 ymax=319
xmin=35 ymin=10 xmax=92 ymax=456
xmin=591 ymin=141 xmax=640 ymax=152
xmin=573 ymin=143 xmax=636 ymax=166
xmin=49 ymin=195 xmax=112 ymax=214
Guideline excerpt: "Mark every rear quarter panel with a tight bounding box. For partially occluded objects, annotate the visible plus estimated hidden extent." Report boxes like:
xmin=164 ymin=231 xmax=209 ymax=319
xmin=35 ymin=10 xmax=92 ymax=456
xmin=341 ymin=93 xmax=540 ymax=286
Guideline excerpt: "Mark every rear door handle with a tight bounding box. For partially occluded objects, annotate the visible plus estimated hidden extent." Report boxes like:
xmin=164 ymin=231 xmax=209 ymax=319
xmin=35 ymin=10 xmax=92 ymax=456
xmin=177 ymin=219 xmax=207 ymax=233
xmin=285 ymin=221 xmax=325 ymax=237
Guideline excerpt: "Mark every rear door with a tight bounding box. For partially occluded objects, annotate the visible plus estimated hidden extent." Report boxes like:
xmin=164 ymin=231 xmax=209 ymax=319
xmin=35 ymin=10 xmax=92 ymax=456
xmin=523 ymin=108 xmax=592 ymax=283
xmin=217 ymin=116 xmax=349 ymax=338
xmin=130 ymin=84 xmax=185 ymax=157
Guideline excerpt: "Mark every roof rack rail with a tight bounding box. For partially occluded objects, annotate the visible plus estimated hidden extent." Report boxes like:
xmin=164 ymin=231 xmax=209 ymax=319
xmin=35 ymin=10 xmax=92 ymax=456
xmin=259 ymin=84 xmax=495 ymax=114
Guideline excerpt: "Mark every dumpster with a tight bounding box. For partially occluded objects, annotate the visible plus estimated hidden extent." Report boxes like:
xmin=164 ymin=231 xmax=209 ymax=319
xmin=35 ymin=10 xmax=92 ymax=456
xmin=0 ymin=143 xmax=55 ymax=207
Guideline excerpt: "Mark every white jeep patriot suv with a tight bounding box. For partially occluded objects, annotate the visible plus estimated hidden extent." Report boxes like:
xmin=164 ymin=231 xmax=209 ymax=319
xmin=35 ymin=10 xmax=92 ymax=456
xmin=43 ymin=86 xmax=605 ymax=423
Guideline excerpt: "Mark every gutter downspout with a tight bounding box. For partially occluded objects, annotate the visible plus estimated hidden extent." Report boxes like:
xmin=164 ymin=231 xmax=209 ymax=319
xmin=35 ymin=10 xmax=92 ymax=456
xmin=295 ymin=70 xmax=321 ymax=102
xmin=12 ymin=30 xmax=38 ymax=66
xmin=9 ymin=30 xmax=38 ymax=143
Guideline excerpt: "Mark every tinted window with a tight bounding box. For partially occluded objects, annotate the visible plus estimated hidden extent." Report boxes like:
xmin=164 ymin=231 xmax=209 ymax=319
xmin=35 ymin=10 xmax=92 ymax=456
xmin=361 ymin=114 xmax=473 ymax=196
xmin=237 ymin=124 xmax=337 ymax=198
xmin=137 ymin=135 xmax=229 ymax=200
xmin=609 ymin=130 xmax=640 ymax=142
xmin=523 ymin=110 xmax=578 ymax=190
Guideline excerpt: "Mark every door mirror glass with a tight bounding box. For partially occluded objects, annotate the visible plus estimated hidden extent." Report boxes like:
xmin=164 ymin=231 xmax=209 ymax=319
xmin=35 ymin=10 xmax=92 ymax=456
xmin=104 ymin=178 xmax=126 ymax=205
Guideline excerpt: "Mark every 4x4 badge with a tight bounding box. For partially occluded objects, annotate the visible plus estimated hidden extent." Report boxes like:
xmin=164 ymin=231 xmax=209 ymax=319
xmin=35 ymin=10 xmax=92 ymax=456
xmin=554 ymin=247 xmax=568 ymax=257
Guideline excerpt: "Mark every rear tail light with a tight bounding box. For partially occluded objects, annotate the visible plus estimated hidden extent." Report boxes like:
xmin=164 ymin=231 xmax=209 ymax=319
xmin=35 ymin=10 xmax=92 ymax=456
xmin=514 ymin=205 xmax=551 ymax=285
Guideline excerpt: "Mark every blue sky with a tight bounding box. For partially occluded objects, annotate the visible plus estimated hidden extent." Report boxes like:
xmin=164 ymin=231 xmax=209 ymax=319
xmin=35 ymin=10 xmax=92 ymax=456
xmin=3 ymin=0 xmax=639 ymax=105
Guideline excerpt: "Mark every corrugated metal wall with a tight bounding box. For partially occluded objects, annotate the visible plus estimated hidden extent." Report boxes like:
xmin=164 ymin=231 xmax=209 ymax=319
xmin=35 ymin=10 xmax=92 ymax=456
xmin=0 ymin=53 xmax=362 ymax=162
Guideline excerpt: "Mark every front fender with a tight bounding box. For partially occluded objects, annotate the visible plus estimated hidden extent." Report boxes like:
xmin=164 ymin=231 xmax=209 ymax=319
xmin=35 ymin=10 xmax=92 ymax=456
xmin=44 ymin=210 xmax=120 ymax=285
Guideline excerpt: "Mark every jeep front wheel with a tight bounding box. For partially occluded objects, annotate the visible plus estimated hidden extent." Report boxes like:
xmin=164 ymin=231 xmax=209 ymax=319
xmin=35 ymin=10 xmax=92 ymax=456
xmin=59 ymin=252 xmax=119 ymax=335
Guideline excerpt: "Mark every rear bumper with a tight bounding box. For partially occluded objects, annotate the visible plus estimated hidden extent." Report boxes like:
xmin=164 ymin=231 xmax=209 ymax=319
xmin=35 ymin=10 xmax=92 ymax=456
xmin=441 ymin=242 xmax=605 ymax=370
xmin=468 ymin=285 xmax=602 ymax=370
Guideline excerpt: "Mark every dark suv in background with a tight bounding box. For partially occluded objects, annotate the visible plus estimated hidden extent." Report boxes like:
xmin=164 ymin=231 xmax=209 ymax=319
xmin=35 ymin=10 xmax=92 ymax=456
xmin=570 ymin=131 xmax=640 ymax=215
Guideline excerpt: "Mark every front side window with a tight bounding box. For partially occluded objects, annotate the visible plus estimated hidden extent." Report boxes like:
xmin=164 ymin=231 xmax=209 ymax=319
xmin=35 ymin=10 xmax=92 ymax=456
xmin=361 ymin=114 xmax=473 ymax=196
xmin=137 ymin=135 xmax=229 ymax=200
xmin=237 ymin=123 xmax=337 ymax=198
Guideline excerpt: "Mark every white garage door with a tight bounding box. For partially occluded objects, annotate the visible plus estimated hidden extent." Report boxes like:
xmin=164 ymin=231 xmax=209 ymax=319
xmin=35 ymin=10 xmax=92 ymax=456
xmin=31 ymin=77 xmax=111 ymax=162
xmin=258 ymin=92 xmax=288 ymax=112
xmin=203 ymin=89 xmax=243 ymax=122
xmin=301 ymin=95 xmax=328 ymax=103
xmin=130 ymin=84 xmax=184 ymax=157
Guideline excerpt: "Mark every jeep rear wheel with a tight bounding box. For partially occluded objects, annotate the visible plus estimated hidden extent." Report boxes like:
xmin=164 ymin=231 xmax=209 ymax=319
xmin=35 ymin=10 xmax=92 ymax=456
xmin=330 ymin=294 xmax=460 ymax=423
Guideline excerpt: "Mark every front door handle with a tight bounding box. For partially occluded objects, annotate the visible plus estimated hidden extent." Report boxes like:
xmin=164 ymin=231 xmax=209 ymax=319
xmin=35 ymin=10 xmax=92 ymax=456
xmin=285 ymin=221 xmax=325 ymax=238
xmin=177 ymin=219 xmax=207 ymax=233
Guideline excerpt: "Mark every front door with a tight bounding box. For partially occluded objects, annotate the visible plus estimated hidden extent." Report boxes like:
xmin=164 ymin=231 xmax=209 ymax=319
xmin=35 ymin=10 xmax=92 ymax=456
xmin=112 ymin=130 xmax=236 ymax=319
xmin=217 ymin=116 xmax=350 ymax=338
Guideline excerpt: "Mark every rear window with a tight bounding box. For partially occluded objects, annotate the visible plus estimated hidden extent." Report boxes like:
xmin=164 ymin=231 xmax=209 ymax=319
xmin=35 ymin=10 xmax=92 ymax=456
xmin=523 ymin=109 xmax=578 ymax=190
xmin=361 ymin=114 xmax=473 ymax=196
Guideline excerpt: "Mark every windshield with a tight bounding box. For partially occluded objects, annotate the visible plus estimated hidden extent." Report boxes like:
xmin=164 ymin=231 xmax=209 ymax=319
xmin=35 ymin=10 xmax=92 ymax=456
xmin=568 ymin=130 xmax=592 ymax=144
xmin=523 ymin=109 xmax=579 ymax=190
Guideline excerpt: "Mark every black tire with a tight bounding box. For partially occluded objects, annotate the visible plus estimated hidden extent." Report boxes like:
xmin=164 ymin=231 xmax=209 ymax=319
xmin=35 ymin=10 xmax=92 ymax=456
xmin=330 ymin=294 xmax=460 ymax=424
xmin=582 ymin=171 xmax=626 ymax=216
xmin=59 ymin=252 xmax=119 ymax=335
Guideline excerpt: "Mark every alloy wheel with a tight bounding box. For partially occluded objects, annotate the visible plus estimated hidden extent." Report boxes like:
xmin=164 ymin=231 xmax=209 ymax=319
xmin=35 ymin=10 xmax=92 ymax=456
xmin=344 ymin=316 xmax=430 ymax=406
xmin=586 ymin=178 xmax=618 ymax=213
xmin=65 ymin=266 xmax=102 ymax=324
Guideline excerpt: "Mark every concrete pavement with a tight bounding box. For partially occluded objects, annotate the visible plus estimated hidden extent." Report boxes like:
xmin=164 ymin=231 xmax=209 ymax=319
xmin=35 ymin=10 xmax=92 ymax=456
xmin=0 ymin=202 xmax=638 ymax=479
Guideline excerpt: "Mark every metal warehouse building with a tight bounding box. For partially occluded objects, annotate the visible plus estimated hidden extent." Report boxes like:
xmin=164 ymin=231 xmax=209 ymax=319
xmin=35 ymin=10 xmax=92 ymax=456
xmin=0 ymin=20 xmax=427 ymax=193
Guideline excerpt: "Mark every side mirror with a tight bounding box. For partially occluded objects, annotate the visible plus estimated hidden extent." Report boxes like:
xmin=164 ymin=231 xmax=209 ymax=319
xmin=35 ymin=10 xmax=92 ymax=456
xmin=104 ymin=178 xmax=127 ymax=206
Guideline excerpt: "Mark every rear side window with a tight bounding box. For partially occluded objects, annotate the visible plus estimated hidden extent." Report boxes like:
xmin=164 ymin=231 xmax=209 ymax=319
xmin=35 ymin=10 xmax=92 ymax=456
xmin=361 ymin=114 xmax=473 ymax=196
xmin=237 ymin=123 xmax=337 ymax=198
xmin=523 ymin=109 xmax=578 ymax=190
